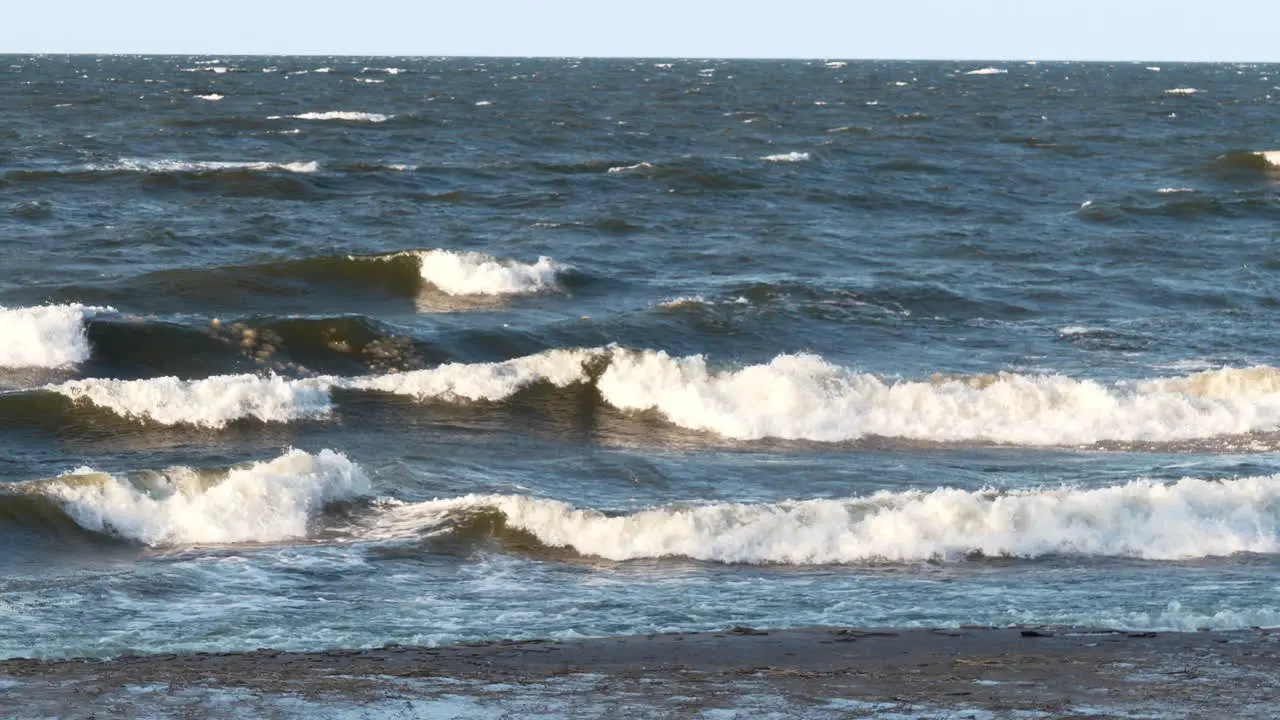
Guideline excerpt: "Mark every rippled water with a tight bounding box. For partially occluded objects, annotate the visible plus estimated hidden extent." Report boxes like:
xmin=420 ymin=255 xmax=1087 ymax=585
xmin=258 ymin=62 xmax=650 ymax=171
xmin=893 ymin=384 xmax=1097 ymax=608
xmin=2 ymin=56 xmax=1280 ymax=659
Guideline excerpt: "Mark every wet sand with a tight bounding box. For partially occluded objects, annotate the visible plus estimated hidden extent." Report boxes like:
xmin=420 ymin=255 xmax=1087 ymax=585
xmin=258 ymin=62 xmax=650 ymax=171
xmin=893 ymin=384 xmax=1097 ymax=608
xmin=4 ymin=626 xmax=1279 ymax=718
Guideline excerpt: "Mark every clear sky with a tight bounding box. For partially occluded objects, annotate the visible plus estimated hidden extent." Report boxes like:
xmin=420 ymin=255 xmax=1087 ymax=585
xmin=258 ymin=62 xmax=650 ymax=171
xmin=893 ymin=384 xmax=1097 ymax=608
xmin=4 ymin=0 xmax=1278 ymax=62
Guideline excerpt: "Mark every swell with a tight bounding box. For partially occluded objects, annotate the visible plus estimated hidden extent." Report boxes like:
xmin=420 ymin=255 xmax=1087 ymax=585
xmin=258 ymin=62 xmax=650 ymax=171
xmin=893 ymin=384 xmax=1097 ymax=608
xmin=54 ymin=250 xmax=586 ymax=314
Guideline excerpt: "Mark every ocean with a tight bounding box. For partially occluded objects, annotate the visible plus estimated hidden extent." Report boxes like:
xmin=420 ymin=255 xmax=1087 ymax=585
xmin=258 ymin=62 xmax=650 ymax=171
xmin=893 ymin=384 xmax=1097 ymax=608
xmin=2 ymin=55 xmax=1279 ymax=661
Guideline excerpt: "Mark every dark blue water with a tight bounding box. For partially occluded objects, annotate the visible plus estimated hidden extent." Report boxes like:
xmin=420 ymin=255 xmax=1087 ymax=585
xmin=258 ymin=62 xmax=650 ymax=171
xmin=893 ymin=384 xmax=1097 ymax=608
xmin=2 ymin=56 xmax=1280 ymax=659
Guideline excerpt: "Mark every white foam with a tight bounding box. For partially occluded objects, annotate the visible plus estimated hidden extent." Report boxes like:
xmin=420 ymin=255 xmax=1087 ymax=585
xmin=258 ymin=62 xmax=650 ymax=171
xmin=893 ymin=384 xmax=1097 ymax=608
xmin=413 ymin=249 xmax=568 ymax=296
xmin=40 ymin=449 xmax=367 ymax=546
xmin=194 ymin=94 xmax=223 ymax=101
xmin=594 ymin=350 xmax=1280 ymax=445
xmin=0 ymin=304 xmax=110 ymax=368
xmin=353 ymin=78 xmax=384 ymax=84
xmin=1164 ymin=87 xmax=1199 ymax=95
xmin=341 ymin=348 xmax=598 ymax=402
xmin=1147 ymin=66 xmax=1162 ymax=71
xmin=95 ymin=159 xmax=318 ymax=173
xmin=761 ymin=152 xmax=811 ymax=163
xmin=1157 ymin=187 xmax=1196 ymax=194
xmin=49 ymin=374 xmax=332 ymax=428
xmin=284 ymin=111 xmax=390 ymax=123
xmin=1252 ymin=151 xmax=1280 ymax=168
xmin=474 ymin=100 xmax=492 ymax=107
xmin=606 ymin=161 xmax=652 ymax=173
xmin=965 ymin=67 xmax=1007 ymax=75
xmin=313 ymin=67 xmax=332 ymax=73
xmin=372 ymin=474 xmax=1280 ymax=563
xmin=825 ymin=61 xmax=848 ymax=69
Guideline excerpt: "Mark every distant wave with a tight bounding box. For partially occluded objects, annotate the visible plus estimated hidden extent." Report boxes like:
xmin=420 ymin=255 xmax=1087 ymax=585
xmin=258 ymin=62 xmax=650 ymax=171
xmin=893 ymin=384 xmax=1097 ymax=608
xmin=363 ymin=474 xmax=1280 ymax=563
xmin=89 ymin=159 xmax=320 ymax=174
xmin=193 ymin=94 xmax=223 ymax=101
xmin=12 ymin=449 xmax=366 ymax=546
xmin=1164 ymin=87 xmax=1199 ymax=95
xmin=761 ymin=152 xmax=811 ymax=163
xmin=274 ymin=111 xmax=391 ymax=123
xmin=0 ymin=305 xmax=111 ymax=368
xmin=964 ymin=67 xmax=1007 ymax=75
xmin=28 ymin=347 xmax=1280 ymax=445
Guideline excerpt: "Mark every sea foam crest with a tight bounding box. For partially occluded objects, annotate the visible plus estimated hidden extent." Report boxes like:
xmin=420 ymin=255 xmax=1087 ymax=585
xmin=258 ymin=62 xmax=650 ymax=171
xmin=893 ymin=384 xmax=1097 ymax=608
xmin=964 ymin=67 xmax=1007 ymax=75
xmin=413 ymin=249 xmax=568 ymax=296
xmin=372 ymin=475 xmax=1280 ymax=563
xmin=1253 ymin=151 xmax=1280 ymax=168
xmin=595 ymin=351 xmax=1280 ymax=444
xmin=283 ymin=111 xmax=390 ymax=123
xmin=0 ymin=304 xmax=110 ymax=368
xmin=41 ymin=449 xmax=368 ymax=546
xmin=761 ymin=152 xmax=811 ymax=163
xmin=50 ymin=374 xmax=332 ymax=428
xmin=341 ymin=348 xmax=598 ymax=402
xmin=97 ymin=159 xmax=318 ymax=173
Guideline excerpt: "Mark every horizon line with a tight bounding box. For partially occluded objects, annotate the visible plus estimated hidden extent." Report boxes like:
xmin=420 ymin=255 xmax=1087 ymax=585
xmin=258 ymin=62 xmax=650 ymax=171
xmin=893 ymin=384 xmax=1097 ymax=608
xmin=0 ymin=52 xmax=1276 ymax=64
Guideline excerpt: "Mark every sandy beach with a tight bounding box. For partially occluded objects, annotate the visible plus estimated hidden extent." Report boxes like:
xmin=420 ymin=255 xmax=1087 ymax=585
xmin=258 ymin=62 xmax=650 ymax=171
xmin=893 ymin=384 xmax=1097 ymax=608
xmin=4 ymin=626 xmax=1279 ymax=718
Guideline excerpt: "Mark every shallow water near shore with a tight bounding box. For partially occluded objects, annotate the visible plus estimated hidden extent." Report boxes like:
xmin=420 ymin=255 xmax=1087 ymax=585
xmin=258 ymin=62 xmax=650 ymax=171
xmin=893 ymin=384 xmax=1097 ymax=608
xmin=2 ymin=56 xmax=1280 ymax=660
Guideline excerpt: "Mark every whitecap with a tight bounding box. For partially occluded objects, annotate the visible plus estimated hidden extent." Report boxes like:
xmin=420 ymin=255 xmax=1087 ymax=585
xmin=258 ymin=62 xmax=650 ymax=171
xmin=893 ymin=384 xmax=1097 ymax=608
xmin=285 ymin=111 xmax=390 ymax=123
xmin=761 ymin=152 xmax=811 ymax=163
xmin=49 ymin=374 xmax=333 ymax=428
xmin=367 ymin=474 xmax=1280 ymax=563
xmin=36 ymin=449 xmax=367 ymax=546
xmin=0 ymin=304 xmax=111 ymax=368
xmin=965 ymin=67 xmax=1007 ymax=75
xmin=411 ymin=249 xmax=568 ymax=296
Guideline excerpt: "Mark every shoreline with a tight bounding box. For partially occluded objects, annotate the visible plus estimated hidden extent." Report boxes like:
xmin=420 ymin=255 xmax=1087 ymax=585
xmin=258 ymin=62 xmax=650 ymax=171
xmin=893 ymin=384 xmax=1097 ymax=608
xmin=5 ymin=626 xmax=1280 ymax=718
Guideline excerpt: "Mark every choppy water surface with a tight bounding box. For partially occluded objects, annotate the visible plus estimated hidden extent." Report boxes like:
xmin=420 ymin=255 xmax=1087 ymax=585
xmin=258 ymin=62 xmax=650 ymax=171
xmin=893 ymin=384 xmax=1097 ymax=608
xmin=3 ymin=56 xmax=1280 ymax=659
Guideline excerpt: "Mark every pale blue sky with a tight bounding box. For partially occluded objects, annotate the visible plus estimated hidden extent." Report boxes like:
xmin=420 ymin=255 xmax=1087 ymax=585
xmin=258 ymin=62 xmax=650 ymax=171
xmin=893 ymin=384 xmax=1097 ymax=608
xmin=4 ymin=1 xmax=1278 ymax=61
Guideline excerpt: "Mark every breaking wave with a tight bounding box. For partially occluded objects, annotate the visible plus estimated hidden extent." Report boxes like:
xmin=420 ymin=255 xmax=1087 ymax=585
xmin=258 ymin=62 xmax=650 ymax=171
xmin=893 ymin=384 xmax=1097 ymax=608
xmin=411 ymin=249 xmax=568 ymax=296
xmin=364 ymin=474 xmax=1280 ymax=563
xmin=277 ymin=111 xmax=391 ymax=123
xmin=0 ymin=304 xmax=111 ymax=368
xmin=49 ymin=374 xmax=332 ymax=428
xmin=11 ymin=449 xmax=367 ymax=546
xmin=24 ymin=347 xmax=1280 ymax=445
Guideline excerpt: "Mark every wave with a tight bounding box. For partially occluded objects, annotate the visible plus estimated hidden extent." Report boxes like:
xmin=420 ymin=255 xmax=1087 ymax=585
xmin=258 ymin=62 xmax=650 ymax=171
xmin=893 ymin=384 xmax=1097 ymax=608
xmin=1164 ymin=87 xmax=1199 ymax=95
xmin=342 ymin=348 xmax=600 ymax=401
xmin=48 ymin=374 xmax=332 ymax=428
xmin=275 ymin=111 xmax=390 ymax=123
xmin=412 ymin=249 xmax=568 ymax=296
xmin=25 ymin=346 xmax=1280 ymax=445
xmin=85 ymin=249 xmax=575 ymax=314
xmin=362 ymin=474 xmax=1280 ymax=564
xmin=761 ymin=152 xmax=811 ymax=163
xmin=964 ymin=67 xmax=1007 ymax=75
xmin=0 ymin=305 xmax=110 ymax=368
xmin=87 ymin=159 xmax=319 ymax=174
xmin=595 ymin=351 xmax=1280 ymax=444
xmin=7 ymin=449 xmax=366 ymax=546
